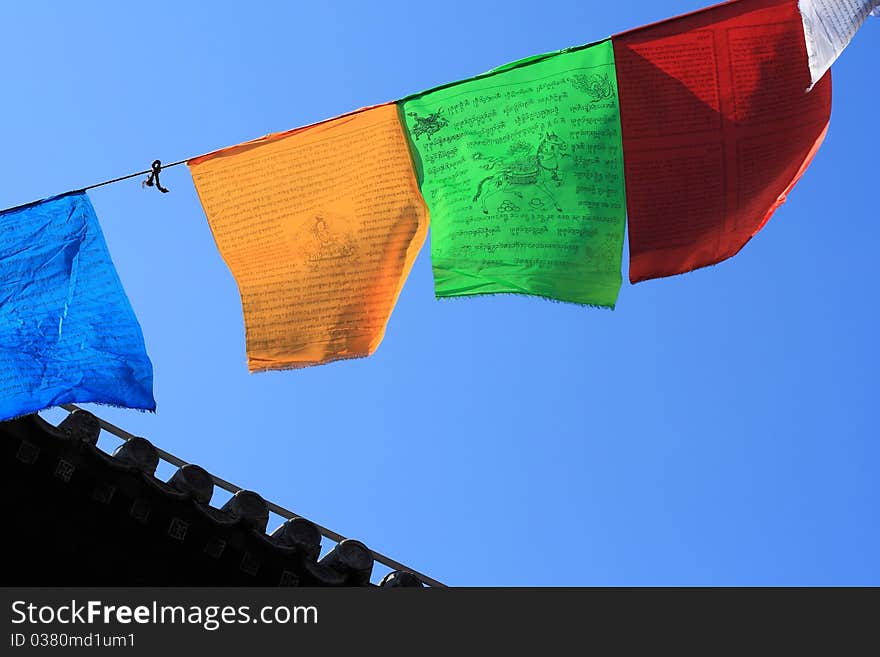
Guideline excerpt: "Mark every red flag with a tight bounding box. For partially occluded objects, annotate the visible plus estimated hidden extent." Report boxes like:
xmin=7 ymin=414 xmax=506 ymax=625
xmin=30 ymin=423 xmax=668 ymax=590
xmin=614 ymin=0 xmax=831 ymax=283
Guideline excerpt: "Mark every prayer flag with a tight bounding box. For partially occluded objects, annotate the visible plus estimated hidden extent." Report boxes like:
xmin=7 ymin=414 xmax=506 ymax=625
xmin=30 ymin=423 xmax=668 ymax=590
xmin=188 ymin=104 xmax=429 ymax=371
xmin=0 ymin=192 xmax=155 ymax=421
xmin=614 ymin=0 xmax=832 ymax=283
xmin=401 ymin=40 xmax=627 ymax=308
xmin=799 ymin=0 xmax=880 ymax=86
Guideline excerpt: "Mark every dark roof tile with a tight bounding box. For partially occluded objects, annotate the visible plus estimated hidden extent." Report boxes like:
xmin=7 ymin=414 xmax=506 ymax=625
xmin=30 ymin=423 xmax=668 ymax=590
xmin=168 ymin=463 xmax=214 ymax=504
xmin=220 ymin=490 xmax=270 ymax=533
xmin=380 ymin=570 xmax=426 ymax=587
xmin=0 ymin=411 xmax=435 ymax=586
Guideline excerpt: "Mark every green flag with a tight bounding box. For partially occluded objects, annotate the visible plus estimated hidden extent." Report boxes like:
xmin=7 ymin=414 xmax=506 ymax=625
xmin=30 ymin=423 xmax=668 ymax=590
xmin=401 ymin=39 xmax=627 ymax=307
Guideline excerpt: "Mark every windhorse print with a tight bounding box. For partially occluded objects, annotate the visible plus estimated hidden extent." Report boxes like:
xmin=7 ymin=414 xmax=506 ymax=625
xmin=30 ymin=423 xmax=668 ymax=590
xmin=400 ymin=39 xmax=627 ymax=307
xmin=472 ymin=133 xmax=569 ymax=214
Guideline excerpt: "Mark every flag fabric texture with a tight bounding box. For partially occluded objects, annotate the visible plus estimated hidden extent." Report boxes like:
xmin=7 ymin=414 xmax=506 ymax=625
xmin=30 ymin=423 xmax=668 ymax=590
xmin=187 ymin=0 xmax=842 ymax=368
xmin=0 ymin=192 xmax=155 ymax=421
xmin=799 ymin=0 xmax=880 ymax=86
xmin=0 ymin=0 xmax=855 ymax=381
xmin=614 ymin=0 xmax=832 ymax=283
xmin=402 ymin=40 xmax=628 ymax=308
xmin=188 ymin=103 xmax=429 ymax=371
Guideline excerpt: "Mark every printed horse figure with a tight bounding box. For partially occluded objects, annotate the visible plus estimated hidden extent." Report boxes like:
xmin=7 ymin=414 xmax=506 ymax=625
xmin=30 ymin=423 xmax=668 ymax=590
xmin=473 ymin=133 xmax=569 ymax=215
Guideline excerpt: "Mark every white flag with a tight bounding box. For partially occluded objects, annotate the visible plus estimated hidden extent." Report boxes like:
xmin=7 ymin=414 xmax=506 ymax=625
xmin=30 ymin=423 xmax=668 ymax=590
xmin=799 ymin=0 xmax=879 ymax=87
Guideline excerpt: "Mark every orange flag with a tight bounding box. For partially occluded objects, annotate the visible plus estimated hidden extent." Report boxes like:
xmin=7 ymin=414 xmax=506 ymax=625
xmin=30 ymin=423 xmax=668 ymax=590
xmin=188 ymin=104 xmax=428 ymax=371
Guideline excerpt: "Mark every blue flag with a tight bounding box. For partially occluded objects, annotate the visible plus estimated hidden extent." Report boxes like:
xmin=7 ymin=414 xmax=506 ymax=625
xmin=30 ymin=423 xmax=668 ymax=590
xmin=0 ymin=192 xmax=155 ymax=420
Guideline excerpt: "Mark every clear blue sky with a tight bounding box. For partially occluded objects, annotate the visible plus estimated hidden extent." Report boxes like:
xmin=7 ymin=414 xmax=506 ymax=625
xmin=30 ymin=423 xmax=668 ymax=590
xmin=2 ymin=1 xmax=876 ymax=585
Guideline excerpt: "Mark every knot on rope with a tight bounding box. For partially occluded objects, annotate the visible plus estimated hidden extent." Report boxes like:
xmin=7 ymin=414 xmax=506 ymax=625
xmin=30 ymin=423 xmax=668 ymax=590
xmin=142 ymin=160 xmax=169 ymax=193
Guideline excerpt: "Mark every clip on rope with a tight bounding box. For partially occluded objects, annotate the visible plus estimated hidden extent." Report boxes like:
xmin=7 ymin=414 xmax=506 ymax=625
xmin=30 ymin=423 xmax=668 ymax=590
xmin=142 ymin=160 xmax=169 ymax=193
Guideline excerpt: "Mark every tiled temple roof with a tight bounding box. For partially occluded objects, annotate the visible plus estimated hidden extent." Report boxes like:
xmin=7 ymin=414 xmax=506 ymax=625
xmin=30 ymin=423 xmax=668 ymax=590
xmin=0 ymin=410 xmax=430 ymax=587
